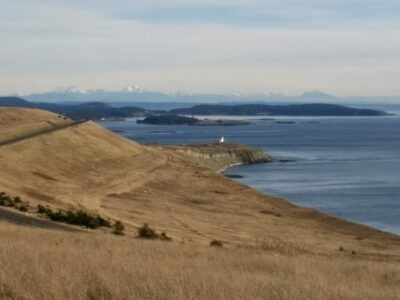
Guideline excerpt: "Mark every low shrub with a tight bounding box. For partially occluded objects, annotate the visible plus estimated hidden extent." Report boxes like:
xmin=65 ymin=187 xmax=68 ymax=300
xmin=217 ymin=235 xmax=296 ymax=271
xmin=39 ymin=207 xmax=112 ymax=229
xmin=0 ymin=192 xmax=30 ymax=211
xmin=97 ymin=215 xmax=112 ymax=228
xmin=0 ymin=192 xmax=14 ymax=207
xmin=37 ymin=205 xmax=52 ymax=214
xmin=209 ymin=240 xmax=223 ymax=247
xmin=137 ymin=223 xmax=172 ymax=241
xmin=18 ymin=204 xmax=29 ymax=212
xmin=113 ymin=221 xmax=125 ymax=235
xmin=138 ymin=223 xmax=159 ymax=239
xmin=2 ymin=193 xmax=115 ymax=233
xmin=160 ymin=231 xmax=172 ymax=241
xmin=13 ymin=197 xmax=22 ymax=204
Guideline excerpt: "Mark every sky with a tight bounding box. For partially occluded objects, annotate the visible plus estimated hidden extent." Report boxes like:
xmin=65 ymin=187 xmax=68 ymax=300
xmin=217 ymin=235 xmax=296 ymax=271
xmin=1 ymin=0 xmax=400 ymax=97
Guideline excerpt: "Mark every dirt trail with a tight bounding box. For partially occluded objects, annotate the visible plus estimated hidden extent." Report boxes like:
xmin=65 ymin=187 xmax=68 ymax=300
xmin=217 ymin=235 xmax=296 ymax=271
xmin=0 ymin=120 xmax=88 ymax=147
xmin=0 ymin=207 xmax=80 ymax=232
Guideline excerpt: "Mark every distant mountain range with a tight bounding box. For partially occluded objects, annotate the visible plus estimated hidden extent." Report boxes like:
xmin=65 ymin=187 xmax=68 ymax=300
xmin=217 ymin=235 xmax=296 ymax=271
xmin=10 ymin=88 xmax=399 ymax=106
xmin=0 ymin=97 xmax=389 ymax=120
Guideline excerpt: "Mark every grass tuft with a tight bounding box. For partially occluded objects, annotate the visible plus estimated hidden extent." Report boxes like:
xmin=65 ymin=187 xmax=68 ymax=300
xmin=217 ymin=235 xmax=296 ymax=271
xmin=137 ymin=223 xmax=172 ymax=241
xmin=210 ymin=240 xmax=223 ymax=247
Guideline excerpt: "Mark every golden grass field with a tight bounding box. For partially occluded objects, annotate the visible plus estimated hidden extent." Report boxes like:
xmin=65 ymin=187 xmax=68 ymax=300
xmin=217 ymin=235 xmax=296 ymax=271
xmin=0 ymin=107 xmax=400 ymax=299
xmin=1 ymin=222 xmax=400 ymax=300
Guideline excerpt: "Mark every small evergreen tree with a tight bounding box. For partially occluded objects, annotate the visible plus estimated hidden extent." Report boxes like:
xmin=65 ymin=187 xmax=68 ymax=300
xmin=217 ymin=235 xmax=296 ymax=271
xmin=137 ymin=223 xmax=159 ymax=239
xmin=113 ymin=221 xmax=125 ymax=235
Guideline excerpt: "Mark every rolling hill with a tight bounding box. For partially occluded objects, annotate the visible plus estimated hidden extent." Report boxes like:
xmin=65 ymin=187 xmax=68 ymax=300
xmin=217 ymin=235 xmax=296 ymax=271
xmin=1 ymin=107 xmax=400 ymax=299
xmin=0 ymin=107 xmax=398 ymax=253
xmin=0 ymin=97 xmax=147 ymax=120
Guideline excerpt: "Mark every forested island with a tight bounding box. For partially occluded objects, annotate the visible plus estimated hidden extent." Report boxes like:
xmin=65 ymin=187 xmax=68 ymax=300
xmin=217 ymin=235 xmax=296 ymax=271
xmin=137 ymin=115 xmax=249 ymax=126
xmin=0 ymin=97 xmax=389 ymax=120
xmin=0 ymin=97 xmax=148 ymax=120
xmin=171 ymin=103 xmax=389 ymax=116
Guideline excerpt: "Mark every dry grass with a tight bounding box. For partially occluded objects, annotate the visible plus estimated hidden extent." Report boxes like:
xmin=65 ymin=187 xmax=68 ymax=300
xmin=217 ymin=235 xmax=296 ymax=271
xmin=1 ymin=108 xmax=400 ymax=299
xmin=1 ymin=108 xmax=400 ymax=257
xmin=0 ymin=107 xmax=70 ymax=130
xmin=0 ymin=222 xmax=399 ymax=300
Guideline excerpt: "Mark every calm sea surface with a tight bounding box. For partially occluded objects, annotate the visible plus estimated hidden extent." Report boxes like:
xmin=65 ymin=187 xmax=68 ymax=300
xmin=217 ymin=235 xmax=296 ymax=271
xmin=99 ymin=114 xmax=400 ymax=235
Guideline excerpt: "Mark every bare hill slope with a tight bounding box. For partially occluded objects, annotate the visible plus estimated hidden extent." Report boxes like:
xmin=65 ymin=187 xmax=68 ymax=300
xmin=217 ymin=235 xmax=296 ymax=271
xmin=0 ymin=108 xmax=399 ymax=259
xmin=0 ymin=107 xmax=69 ymax=129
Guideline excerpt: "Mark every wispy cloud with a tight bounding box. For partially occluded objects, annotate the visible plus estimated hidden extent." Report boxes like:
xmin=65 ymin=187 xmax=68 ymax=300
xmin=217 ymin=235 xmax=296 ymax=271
xmin=96 ymin=0 xmax=400 ymax=27
xmin=1 ymin=0 xmax=399 ymax=96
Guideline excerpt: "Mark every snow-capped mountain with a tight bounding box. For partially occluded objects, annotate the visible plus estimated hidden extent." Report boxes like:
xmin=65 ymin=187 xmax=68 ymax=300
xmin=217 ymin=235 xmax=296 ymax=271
xmin=22 ymin=88 xmax=400 ymax=105
xmin=52 ymin=86 xmax=88 ymax=94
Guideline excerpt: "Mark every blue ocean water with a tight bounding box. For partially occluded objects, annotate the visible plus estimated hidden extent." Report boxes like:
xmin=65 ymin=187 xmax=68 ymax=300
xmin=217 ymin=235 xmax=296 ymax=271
xmin=99 ymin=115 xmax=400 ymax=235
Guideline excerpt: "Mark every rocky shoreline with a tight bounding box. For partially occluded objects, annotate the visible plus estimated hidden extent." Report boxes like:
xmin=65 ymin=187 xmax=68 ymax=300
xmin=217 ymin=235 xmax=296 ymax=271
xmin=150 ymin=142 xmax=271 ymax=172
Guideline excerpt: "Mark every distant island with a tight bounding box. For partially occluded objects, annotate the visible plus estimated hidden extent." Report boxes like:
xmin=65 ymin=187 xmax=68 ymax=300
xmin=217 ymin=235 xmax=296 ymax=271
xmin=137 ymin=115 xmax=249 ymax=126
xmin=0 ymin=97 xmax=389 ymax=120
xmin=0 ymin=97 xmax=149 ymax=120
xmin=171 ymin=103 xmax=388 ymax=116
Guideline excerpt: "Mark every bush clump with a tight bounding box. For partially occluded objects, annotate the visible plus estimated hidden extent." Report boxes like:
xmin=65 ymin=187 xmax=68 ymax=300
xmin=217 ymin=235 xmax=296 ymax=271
xmin=0 ymin=192 xmax=14 ymax=207
xmin=37 ymin=205 xmax=52 ymax=214
xmin=138 ymin=223 xmax=159 ymax=239
xmin=13 ymin=197 xmax=22 ymax=204
xmin=113 ymin=221 xmax=125 ymax=235
xmin=18 ymin=204 xmax=29 ymax=212
xmin=137 ymin=223 xmax=172 ymax=241
xmin=0 ymin=192 xmax=30 ymax=211
xmin=209 ymin=240 xmax=223 ymax=247
xmin=38 ymin=206 xmax=111 ymax=229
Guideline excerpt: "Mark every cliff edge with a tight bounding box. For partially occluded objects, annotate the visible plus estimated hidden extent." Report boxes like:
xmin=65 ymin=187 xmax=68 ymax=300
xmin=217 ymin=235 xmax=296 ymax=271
xmin=150 ymin=143 xmax=271 ymax=172
xmin=1 ymin=107 xmax=400 ymax=260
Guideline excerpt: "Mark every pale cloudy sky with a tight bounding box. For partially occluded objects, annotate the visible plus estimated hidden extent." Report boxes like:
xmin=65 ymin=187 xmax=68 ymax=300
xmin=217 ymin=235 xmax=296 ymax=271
xmin=1 ymin=0 xmax=399 ymax=96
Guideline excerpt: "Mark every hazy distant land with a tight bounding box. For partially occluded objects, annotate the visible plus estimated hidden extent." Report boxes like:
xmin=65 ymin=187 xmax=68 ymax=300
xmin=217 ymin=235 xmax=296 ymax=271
xmin=1 ymin=106 xmax=400 ymax=299
xmin=137 ymin=115 xmax=250 ymax=126
xmin=0 ymin=97 xmax=389 ymax=121
xmin=171 ymin=103 xmax=389 ymax=116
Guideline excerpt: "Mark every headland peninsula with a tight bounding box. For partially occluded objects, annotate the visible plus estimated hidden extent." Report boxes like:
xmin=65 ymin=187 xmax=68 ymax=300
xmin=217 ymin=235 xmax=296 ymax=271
xmin=0 ymin=106 xmax=399 ymax=299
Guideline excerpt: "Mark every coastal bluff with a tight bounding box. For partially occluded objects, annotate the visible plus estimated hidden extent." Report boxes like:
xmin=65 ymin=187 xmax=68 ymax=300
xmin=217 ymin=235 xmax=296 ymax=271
xmin=150 ymin=143 xmax=271 ymax=172
xmin=2 ymin=107 xmax=400 ymax=261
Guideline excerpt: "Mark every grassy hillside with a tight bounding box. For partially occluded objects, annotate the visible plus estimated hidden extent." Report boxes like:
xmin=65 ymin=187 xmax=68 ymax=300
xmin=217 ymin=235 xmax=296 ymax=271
xmin=1 ymin=222 xmax=399 ymax=300
xmin=0 ymin=108 xmax=73 ymax=145
xmin=0 ymin=107 xmax=70 ymax=130
xmin=0 ymin=108 xmax=399 ymax=253
xmin=0 ymin=107 xmax=400 ymax=299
